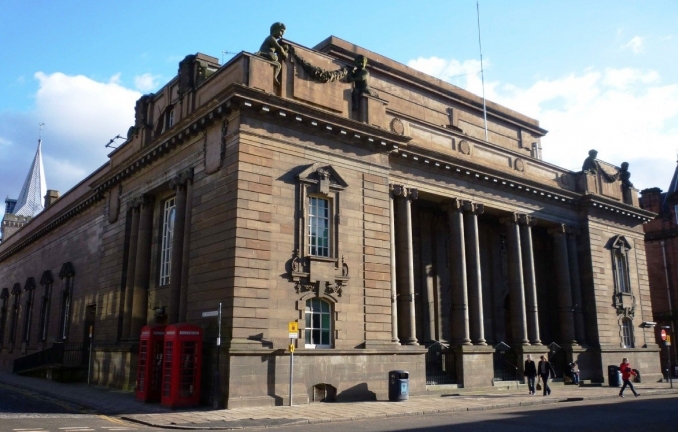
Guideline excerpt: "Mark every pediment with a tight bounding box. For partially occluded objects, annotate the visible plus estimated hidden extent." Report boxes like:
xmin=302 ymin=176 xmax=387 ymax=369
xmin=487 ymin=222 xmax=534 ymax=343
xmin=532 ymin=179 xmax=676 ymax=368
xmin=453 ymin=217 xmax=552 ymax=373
xmin=12 ymin=283 xmax=21 ymax=295
xmin=40 ymin=270 xmax=54 ymax=286
xmin=607 ymin=235 xmax=632 ymax=251
xmin=24 ymin=277 xmax=36 ymax=291
xmin=297 ymin=163 xmax=348 ymax=191
xmin=59 ymin=262 xmax=76 ymax=279
xmin=0 ymin=288 xmax=8 ymax=299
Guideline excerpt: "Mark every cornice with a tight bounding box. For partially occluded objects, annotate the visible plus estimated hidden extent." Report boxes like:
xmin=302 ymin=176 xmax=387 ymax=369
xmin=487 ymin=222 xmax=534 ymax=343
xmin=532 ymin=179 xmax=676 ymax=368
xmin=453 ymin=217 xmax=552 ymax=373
xmin=580 ymin=195 xmax=655 ymax=223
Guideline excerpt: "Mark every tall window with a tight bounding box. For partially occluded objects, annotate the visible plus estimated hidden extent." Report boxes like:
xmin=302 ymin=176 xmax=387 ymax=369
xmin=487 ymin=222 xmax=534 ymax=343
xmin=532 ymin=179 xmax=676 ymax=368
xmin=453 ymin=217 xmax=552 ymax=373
xmin=610 ymin=236 xmax=632 ymax=295
xmin=613 ymin=250 xmax=630 ymax=293
xmin=38 ymin=271 xmax=53 ymax=342
xmin=0 ymin=288 xmax=9 ymax=345
xmin=159 ymin=197 xmax=176 ymax=286
xmin=58 ymin=262 xmax=75 ymax=341
xmin=308 ymin=197 xmax=329 ymax=257
xmin=675 ymin=204 xmax=678 ymax=225
xmin=22 ymin=278 xmax=36 ymax=344
xmin=621 ymin=318 xmax=634 ymax=348
xmin=305 ymin=298 xmax=331 ymax=348
xmin=9 ymin=284 xmax=21 ymax=344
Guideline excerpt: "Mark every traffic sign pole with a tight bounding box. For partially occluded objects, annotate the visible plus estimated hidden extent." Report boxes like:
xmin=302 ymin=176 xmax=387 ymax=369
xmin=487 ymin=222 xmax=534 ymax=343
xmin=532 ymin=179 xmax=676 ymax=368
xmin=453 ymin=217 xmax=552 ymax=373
xmin=213 ymin=303 xmax=222 ymax=408
xmin=288 ymin=321 xmax=298 ymax=406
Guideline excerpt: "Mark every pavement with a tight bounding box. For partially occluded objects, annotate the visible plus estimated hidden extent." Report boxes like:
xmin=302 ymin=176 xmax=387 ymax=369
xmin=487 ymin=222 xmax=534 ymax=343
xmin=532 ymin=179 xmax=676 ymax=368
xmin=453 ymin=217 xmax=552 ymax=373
xmin=1 ymin=372 xmax=677 ymax=430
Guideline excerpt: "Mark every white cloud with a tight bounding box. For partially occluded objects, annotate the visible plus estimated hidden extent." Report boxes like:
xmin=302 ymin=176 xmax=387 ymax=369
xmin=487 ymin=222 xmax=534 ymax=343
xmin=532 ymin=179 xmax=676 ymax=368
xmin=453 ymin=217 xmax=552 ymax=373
xmin=0 ymin=72 xmax=140 ymax=202
xmin=407 ymin=57 xmax=678 ymax=191
xmin=622 ymin=36 xmax=644 ymax=53
xmin=134 ymin=73 xmax=161 ymax=92
xmin=603 ymin=68 xmax=660 ymax=89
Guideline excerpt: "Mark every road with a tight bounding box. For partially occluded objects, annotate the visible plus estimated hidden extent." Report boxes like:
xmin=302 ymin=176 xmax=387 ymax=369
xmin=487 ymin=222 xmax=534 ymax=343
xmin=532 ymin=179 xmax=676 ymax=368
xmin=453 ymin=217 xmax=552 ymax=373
xmin=0 ymin=382 xmax=144 ymax=432
xmin=282 ymin=394 xmax=678 ymax=432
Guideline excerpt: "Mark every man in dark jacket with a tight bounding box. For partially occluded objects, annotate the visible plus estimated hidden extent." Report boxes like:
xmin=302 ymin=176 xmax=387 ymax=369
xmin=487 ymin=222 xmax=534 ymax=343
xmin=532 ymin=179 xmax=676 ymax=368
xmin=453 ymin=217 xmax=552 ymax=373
xmin=525 ymin=354 xmax=537 ymax=395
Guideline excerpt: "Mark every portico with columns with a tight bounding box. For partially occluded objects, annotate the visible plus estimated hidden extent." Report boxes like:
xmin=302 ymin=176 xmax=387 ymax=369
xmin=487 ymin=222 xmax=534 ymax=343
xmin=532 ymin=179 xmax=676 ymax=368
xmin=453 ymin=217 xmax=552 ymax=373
xmin=388 ymin=179 xmax=602 ymax=387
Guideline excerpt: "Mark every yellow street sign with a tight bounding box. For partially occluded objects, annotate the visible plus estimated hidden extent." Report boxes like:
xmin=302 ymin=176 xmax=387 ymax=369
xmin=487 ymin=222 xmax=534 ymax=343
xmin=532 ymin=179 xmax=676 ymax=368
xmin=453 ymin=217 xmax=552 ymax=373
xmin=667 ymin=335 xmax=672 ymax=343
xmin=289 ymin=343 xmax=295 ymax=353
xmin=288 ymin=321 xmax=298 ymax=333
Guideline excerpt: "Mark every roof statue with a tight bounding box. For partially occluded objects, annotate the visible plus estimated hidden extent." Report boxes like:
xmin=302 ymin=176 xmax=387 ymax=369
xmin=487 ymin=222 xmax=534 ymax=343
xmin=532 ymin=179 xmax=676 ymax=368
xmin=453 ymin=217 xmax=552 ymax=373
xmin=14 ymin=138 xmax=47 ymax=217
xmin=255 ymin=22 xmax=288 ymax=85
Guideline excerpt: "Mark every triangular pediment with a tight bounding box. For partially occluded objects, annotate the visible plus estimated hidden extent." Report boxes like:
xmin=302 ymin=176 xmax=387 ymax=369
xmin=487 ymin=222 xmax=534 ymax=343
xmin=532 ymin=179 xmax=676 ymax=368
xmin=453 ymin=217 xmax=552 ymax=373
xmin=297 ymin=163 xmax=348 ymax=190
xmin=0 ymin=288 xmax=8 ymax=299
xmin=12 ymin=283 xmax=21 ymax=295
xmin=24 ymin=277 xmax=36 ymax=291
xmin=40 ymin=270 xmax=54 ymax=286
xmin=607 ymin=235 xmax=632 ymax=251
xmin=59 ymin=262 xmax=75 ymax=279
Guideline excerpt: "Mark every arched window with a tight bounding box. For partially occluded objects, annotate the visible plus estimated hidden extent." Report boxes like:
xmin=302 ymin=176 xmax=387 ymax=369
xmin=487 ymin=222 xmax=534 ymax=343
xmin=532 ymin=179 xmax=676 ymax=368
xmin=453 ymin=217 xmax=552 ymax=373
xmin=305 ymin=298 xmax=331 ymax=348
xmin=621 ymin=318 xmax=634 ymax=348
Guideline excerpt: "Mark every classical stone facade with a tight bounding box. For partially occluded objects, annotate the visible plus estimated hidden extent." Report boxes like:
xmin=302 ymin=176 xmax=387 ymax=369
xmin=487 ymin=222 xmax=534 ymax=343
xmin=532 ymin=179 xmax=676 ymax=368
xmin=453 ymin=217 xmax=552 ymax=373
xmin=0 ymin=35 xmax=661 ymax=408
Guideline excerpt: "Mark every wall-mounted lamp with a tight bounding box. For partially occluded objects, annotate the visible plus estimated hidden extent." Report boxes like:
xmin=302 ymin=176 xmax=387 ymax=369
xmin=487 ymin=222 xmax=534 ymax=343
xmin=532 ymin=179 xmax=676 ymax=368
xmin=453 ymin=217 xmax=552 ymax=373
xmin=640 ymin=321 xmax=657 ymax=328
xmin=154 ymin=306 xmax=166 ymax=317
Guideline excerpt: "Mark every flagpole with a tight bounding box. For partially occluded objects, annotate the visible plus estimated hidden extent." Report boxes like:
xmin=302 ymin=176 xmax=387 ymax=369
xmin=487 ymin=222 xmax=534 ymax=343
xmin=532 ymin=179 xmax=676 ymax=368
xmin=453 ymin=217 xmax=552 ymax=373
xmin=477 ymin=1 xmax=488 ymax=142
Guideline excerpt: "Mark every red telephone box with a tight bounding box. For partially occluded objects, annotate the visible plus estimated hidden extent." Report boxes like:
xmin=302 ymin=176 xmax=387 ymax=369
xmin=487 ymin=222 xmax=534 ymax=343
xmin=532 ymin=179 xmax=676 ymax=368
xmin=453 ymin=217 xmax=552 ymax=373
xmin=136 ymin=325 xmax=166 ymax=402
xmin=160 ymin=323 xmax=203 ymax=408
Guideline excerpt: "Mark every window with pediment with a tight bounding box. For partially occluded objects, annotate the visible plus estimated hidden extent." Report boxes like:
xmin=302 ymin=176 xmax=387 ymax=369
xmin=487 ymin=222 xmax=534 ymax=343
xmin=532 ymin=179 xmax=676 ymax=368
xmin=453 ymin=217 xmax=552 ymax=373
xmin=159 ymin=197 xmax=176 ymax=286
xmin=38 ymin=270 xmax=53 ymax=343
xmin=290 ymin=164 xmax=349 ymax=298
xmin=22 ymin=277 xmax=36 ymax=345
xmin=59 ymin=262 xmax=75 ymax=341
xmin=9 ymin=283 xmax=21 ymax=345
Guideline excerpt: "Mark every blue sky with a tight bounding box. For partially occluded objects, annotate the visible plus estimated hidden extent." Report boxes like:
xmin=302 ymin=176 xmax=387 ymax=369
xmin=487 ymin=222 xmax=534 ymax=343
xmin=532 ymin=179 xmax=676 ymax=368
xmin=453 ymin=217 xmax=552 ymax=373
xmin=1 ymin=0 xmax=677 ymax=205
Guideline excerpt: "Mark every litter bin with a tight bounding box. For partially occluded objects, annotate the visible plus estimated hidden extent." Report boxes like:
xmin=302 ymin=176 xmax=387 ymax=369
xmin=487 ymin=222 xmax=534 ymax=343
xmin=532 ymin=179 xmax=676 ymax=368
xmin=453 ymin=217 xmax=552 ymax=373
xmin=388 ymin=370 xmax=409 ymax=401
xmin=608 ymin=365 xmax=622 ymax=387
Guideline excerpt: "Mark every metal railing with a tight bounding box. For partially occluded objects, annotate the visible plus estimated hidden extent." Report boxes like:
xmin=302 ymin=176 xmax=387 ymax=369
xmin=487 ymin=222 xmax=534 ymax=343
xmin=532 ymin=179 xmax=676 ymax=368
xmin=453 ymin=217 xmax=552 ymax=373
xmin=425 ymin=341 xmax=456 ymax=385
xmin=13 ymin=342 xmax=88 ymax=374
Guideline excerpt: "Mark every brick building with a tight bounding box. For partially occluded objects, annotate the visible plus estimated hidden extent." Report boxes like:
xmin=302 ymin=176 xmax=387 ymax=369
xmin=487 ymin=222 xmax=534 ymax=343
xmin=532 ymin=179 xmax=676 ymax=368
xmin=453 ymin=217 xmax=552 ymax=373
xmin=640 ymin=162 xmax=678 ymax=377
xmin=0 ymin=33 xmax=661 ymax=408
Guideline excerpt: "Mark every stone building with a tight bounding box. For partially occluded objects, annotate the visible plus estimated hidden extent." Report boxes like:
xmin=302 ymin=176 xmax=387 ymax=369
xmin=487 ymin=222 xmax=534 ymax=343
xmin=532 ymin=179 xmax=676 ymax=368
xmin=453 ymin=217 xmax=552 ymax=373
xmin=640 ymin=161 xmax=678 ymax=377
xmin=0 ymin=32 xmax=661 ymax=408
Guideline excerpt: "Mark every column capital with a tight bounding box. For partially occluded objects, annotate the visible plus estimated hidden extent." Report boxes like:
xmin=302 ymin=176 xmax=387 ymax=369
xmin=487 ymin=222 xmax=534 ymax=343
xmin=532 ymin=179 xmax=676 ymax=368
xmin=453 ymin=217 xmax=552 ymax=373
xmin=442 ymin=198 xmax=464 ymax=212
xmin=500 ymin=212 xmax=520 ymax=225
xmin=462 ymin=200 xmax=485 ymax=215
xmin=130 ymin=193 xmax=154 ymax=209
xmin=547 ymin=223 xmax=567 ymax=236
xmin=519 ymin=214 xmax=538 ymax=226
xmin=390 ymin=184 xmax=417 ymax=199
xmin=169 ymin=167 xmax=194 ymax=190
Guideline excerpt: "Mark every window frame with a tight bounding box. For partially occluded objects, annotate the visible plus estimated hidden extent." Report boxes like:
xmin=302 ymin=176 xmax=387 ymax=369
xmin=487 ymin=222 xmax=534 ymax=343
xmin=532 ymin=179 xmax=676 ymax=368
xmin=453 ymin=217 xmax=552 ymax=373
xmin=610 ymin=236 xmax=633 ymax=295
xmin=159 ymin=196 xmax=176 ymax=286
xmin=304 ymin=297 xmax=333 ymax=349
xmin=9 ymin=283 xmax=21 ymax=345
xmin=22 ymin=277 xmax=36 ymax=345
xmin=621 ymin=317 xmax=634 ymax=348
xmin=307 ymin=196 xmax=331 ymax=258
xmin=38 ymin=271 xmax=53 ymax=343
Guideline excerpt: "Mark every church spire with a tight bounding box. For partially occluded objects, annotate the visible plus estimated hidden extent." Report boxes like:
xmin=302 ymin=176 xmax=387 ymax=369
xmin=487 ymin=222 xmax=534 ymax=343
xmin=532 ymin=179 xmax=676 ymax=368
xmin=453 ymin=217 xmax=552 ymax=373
xmin=14 ymin=125 xmax=47 ymax=217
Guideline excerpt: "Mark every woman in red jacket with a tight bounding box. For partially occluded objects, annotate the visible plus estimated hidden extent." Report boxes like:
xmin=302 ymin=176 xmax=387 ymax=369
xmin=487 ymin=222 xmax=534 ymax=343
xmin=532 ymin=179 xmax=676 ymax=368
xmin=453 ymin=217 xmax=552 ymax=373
xmin=619 ymin=357 xmax=639 ymax=397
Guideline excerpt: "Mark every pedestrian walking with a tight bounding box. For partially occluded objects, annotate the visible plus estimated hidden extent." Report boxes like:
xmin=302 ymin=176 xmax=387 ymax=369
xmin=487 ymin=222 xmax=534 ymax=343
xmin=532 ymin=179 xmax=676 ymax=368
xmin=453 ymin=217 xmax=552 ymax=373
xmin=619 ymin=357 xmax=639 ymax=397
xmin=537 ymin=355 xmax=555 ymax=396
xmin=525 ymin=354 xmax=537 ymax=395
xmin=568 ymin=361 xmax=581 ymax=385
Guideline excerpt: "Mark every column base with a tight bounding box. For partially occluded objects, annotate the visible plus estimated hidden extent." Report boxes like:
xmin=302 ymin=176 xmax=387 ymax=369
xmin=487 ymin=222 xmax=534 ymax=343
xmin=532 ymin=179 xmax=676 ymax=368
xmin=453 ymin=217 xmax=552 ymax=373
xmin=452 ymin=344 xmax=495 ymax=388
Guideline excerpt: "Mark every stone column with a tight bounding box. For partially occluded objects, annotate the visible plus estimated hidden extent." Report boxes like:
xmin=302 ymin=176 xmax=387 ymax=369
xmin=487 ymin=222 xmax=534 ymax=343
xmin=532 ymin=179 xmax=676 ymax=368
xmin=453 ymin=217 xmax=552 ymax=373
xmin=549 ymin=224 xmax=577 ymax=344
xmin=167 ymin=176 xmax=187 ymax=325
xmin=131 ymin=195 xmax=154 ymax=337
xmin=389 ymin=186 xmax=399 ymax=344
xmin=394 ymin=185 xmax=418 ymax=345
xmin=502 ymin=213 xmax=529 ymax=346
xmin=519 ymin=215 xmax=542 ymax=345
xmin=122 ymin=203 xmax=140 ymax=338
xmin=178 ymin=170 xmax=194 ymax=323
xmin=567 ymin=229 xmax=586 ymax=345
xmin=447 ymin=198 xmax=471 ymax=346
xmin=463 ymin=201 xmax=486 ymax=345
xmin=420 ymin=211 xmax=436 ymax=343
